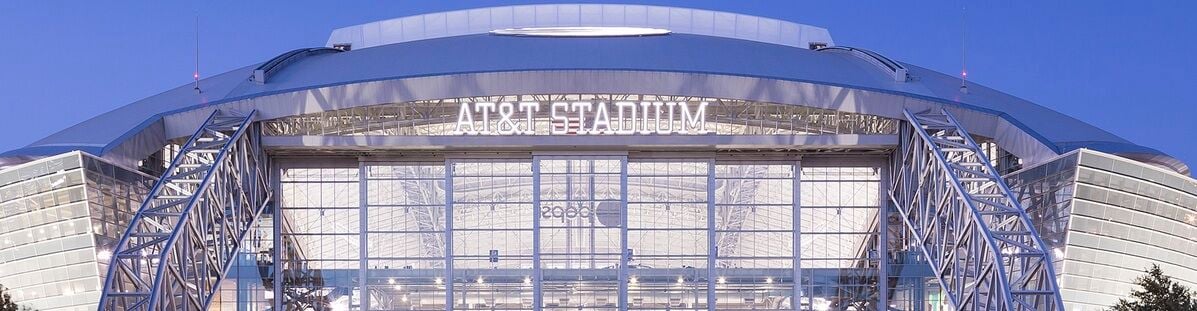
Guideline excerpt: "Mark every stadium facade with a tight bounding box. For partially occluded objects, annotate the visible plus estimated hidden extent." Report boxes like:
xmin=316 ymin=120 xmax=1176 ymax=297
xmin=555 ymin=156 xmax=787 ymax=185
xmin=0 ymin=4 xmax=1193 ymax=311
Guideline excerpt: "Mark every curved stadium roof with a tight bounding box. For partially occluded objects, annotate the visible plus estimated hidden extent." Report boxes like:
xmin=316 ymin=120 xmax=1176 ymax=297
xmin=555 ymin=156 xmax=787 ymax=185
xmin=1 ymin=4 xmax=1187 ymax=175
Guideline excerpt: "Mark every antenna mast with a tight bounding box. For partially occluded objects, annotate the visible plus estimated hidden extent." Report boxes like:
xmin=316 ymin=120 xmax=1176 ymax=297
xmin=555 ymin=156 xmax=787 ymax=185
xmin=959 ymin=3 xmax=969 ymax=94
xmin=194 ymin=15 xmax=202 ymax=93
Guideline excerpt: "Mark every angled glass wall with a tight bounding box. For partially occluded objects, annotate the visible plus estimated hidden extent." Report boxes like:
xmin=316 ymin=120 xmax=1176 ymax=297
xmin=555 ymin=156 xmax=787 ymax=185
xmin=0 ymin=152 xmax=153 ymax=311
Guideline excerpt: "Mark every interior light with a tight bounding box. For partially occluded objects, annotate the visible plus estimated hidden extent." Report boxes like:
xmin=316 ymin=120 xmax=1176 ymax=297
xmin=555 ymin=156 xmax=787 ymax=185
xmin=434 ymin=277 xmax=443 ymax=285
xmin=765 ymin=277 xmax=773 ymax=284
xmin=523 ymin=276 xmax=532 ymax=285
xmin=676 ymin=276 xmax=685 ymax=284
xmin=96 ymin=250 xmax=112 ymax=261
xmin=717 ymin=277 xmax=727 ymax=284
xmin=476 ymin=277 xmax=484 ymax=284
xmin=388 ymin=278 xmax=395 ymax=284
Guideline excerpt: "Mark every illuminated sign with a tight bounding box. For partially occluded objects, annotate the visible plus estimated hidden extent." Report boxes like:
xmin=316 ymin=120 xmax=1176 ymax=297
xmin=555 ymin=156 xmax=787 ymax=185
xmin=453 ymin=101 xmax=709 ymax=135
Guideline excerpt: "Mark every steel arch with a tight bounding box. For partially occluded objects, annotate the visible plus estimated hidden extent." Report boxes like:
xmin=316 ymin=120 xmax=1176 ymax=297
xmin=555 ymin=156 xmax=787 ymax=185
xmin=98 ymin=110 xmax=271 ymax=310
xmin=889 ymin=108 xmax=1064 ymax=310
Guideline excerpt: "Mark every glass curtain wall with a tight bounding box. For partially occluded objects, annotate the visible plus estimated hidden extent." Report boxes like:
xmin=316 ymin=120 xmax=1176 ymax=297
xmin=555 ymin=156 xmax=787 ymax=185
xmin=535 ymin=157 xmax=624 ymax=310
xmin=279 ymin=165 xmax=362 ymax=311
xmin=799 ymin=166 xmax=881 ymax=310
xmin=449 ymin=160 xmax=534 ymax=310
xmin=714 ymin=163 xmax=797 ymax=310
xmin=274 ymin=157 xmax=884 ymax=311
xmin=364 ymin=163 xmax=447 ymax=311
xmin=626 ymin=159 xmax=710 ymax=310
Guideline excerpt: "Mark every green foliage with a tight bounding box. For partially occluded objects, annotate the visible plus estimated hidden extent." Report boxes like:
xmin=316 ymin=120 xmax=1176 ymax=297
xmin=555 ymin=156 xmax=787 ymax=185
xmin=0 ymin=285 xmax=35 ymax=311
xmin=1109 ymin=264 xmax=1197 ymax=311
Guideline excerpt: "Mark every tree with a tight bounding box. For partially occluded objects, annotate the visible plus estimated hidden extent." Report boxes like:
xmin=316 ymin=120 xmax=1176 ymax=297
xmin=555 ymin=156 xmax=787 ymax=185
xmin=0 ymin=285 xmax=34 ymax=311
xmin=1109 ymin=264 xmax=1197 ymax=311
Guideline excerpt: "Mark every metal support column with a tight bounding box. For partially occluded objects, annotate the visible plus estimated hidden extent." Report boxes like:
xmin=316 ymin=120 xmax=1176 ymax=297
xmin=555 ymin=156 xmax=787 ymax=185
xmin=358 ymin=163 xmax=369 ymax=311
xmin=444 ymin=160 xmax=455 ymax=311
xmin=531 ymin=157 xmax=543 ymax=311
xmin=272 ymin=164 xmax=283 ymax=311
xmin=792 ymin=160 xmax=802 ymax=311
xmin=879 ymin=165 xmax=890 ymax=311
xmin=618 ymin=157 xmax=629 ymax=311
xmin=705 ymin=159 xmax=717 ymax=311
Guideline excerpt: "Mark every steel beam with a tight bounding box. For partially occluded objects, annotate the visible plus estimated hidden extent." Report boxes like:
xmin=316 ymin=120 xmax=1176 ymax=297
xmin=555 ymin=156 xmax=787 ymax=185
xmin=889 ymin=108 xmax=1063 ymax=310
xmin=99 ymin=110 xmax=271 ymax=310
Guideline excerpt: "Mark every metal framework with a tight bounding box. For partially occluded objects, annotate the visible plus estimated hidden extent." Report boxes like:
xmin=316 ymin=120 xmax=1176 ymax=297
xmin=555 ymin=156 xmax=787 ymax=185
xmin=890 ymin=108 xmax=1064 ymax=310
xmin=99 ymin=110 xmax=272 ymax=310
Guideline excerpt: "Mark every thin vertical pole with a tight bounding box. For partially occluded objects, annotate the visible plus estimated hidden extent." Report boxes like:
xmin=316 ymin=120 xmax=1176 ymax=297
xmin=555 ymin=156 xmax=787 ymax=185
xmin=706 ymin=159 xmax=717 ymax=310
xmin=618 ymin=157 xmax=629 ymax=311
xmin=444 ymin=160 xmax=455 ymax=311
xmin=358 ymin=163 xmax=369 ymax=310
xmin=271 ymin=164 xmax=283 ymax=311
xmin=792 ymin=160 xmax=802 ymax=311
xmin=532 ymin=157 xmax=543 ymax=311
xmin=879 ymin=165 xmax=891 ymax=310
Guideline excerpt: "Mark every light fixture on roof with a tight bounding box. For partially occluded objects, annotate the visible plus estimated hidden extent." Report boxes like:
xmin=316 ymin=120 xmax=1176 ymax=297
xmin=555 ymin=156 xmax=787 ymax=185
xmin=490 ymin=26 xmax=670 ymax=38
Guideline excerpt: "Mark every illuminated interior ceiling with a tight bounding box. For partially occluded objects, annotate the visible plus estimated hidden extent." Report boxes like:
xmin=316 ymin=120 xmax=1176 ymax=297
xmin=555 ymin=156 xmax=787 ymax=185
xmin=260 ymin=94 xmax=899 ymax=137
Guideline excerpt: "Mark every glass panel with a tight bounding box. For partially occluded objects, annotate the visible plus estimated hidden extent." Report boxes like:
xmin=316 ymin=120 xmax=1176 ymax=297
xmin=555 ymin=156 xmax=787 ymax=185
xmin=280 ymin=166 xmax=363 ymax=310
xmin=537 ymin=157 xmax=623 ymax=310
xmin=364 ymin=163 xmax=446 ymax=311
xmin=627 ymin=160 xmax=710 ymax=310
xmin=799 ymin=166 xmax=881 ymax=311
xmin=451 ymin=161 xmax=534 ymax=310
xmin=714 ymin=163 xmax=795 ymax=310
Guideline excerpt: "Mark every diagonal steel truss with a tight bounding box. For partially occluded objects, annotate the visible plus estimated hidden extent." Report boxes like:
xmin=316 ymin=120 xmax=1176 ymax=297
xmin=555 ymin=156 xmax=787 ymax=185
xmin=889 ymin=108 xmax=1063 ymax=310
xmin=99 ymin=110 xmax=272 ymax=310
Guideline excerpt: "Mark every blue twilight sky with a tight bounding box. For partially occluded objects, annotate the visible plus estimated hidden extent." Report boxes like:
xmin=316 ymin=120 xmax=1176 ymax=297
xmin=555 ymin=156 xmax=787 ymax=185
xmin=0 ymin=1 xmax=1194 ymax=171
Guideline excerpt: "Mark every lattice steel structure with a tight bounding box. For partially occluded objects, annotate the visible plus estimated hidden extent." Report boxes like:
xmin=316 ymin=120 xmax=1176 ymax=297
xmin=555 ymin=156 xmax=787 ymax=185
xmin=98 ymin=110 xmax=272 ymax=310
xmin=889 ymin=108 xmax=1064 ymax=310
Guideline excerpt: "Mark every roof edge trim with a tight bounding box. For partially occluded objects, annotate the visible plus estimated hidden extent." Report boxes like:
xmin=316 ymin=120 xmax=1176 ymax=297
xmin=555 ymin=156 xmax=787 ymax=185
xmin=327 ymin=4 xmax=833 ymax=50
xmin=251 ymin=48 xmax=343 ymax=84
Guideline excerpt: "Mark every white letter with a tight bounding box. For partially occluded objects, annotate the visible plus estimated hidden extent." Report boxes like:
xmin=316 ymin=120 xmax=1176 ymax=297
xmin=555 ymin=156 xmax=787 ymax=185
xmin=496 ymin=102 xmax=518 ymax=135
xmin=614 ymin=101 xmax=637 ymax=135
xmin=476 ymin=102 xmax=496 ymax=134
xmin=519 ymin=102 xmax=539 ymax=135
xmin=650 ymin=102 xmax=666 ymax=134
xmin=571 ymin=102 xmax=592 ymax=135
xmin=592 ymin=102 xmax=612 ymax=134
xmin=657 ymin=102 xmax=676 ymax=134
xmin=680 ymin=102 xmax=708 ymax=134
xmin=551 ymin=102 xmax=569 ymax=135
xmin=639 ymin=102 xmax=654 ymax=135
xmin=454 ymin=102 xmax=475 ymax=135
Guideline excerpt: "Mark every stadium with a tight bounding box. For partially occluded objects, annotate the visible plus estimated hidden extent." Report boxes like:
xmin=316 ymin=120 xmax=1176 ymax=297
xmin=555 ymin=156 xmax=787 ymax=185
xmin=0 ymin=4 xmax=1194 ymax=311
